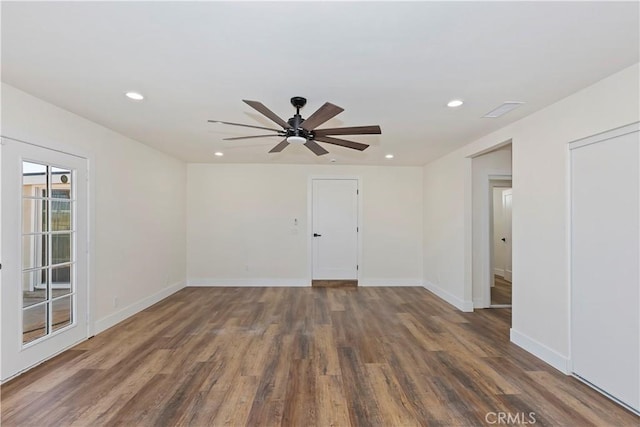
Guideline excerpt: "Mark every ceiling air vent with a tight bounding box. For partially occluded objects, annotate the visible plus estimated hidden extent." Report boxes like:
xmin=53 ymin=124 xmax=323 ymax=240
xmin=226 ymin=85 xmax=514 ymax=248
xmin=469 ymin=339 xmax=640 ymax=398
xmin=482 ymin=101 xmax=525 ymax=118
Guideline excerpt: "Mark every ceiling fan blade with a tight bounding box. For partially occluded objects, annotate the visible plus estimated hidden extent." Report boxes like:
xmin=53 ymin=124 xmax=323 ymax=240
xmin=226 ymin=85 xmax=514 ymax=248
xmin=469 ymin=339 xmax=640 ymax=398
xmin=301 ymin=102 xmax=344 ymax=131
xmin=243 ymin=100 xmax=291 ymax=129
xmin=304 ymin=140 xmax=330 ymax=156
xmin=314 ymin=135 xmax=369 ymax=151
xmin=223 ymin=134 xmax=282 ymax=141
xmin=313 ymin=125 xmax=381 ymax=136
xmin=269 ymin=139 xmax=290 ymax=153
xmin=208 ymin=120 xmax=282 ymax=132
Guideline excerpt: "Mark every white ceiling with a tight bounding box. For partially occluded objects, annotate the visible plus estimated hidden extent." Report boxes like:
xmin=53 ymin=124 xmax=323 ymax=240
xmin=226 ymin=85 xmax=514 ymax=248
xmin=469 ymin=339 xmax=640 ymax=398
xmin=2 ymin=1 xmax=638 ymax=166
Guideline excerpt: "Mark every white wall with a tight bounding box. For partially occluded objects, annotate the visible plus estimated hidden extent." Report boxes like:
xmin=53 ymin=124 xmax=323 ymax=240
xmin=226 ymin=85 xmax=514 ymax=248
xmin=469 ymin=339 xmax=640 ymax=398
xmin=422 ymin=63 xmax=640 ymax=371
xmin=422 ymin=153 xmax=472 ymax=310
xmin=187 ymin=163 xmax=423 ymax=286
xmin=1 ymin=83 xmax=187 ymax=334
xmin=472 ymin=147 xmax=512 ymax=307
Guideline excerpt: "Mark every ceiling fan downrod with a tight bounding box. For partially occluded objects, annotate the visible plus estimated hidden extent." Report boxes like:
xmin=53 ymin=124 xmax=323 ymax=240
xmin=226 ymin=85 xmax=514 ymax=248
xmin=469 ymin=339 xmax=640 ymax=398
xmin=288 ymin=96 xmax=307 ymax=137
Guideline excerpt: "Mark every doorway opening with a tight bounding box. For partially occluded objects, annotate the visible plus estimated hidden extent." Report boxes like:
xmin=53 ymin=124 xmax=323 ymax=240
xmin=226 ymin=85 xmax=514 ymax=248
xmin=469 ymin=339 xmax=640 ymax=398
xmin=490 ymin=184 xmax=512 ymax=307
xmin=470 ymin=142 xmax=512 ymax=309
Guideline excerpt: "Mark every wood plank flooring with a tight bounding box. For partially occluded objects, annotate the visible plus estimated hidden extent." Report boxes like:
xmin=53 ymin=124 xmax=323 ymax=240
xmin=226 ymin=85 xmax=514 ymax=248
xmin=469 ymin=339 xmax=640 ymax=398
xmin=2 ymin=287 xmax=638 ymax=426
xmin=312 ymin=280 xmax=358 ymax=288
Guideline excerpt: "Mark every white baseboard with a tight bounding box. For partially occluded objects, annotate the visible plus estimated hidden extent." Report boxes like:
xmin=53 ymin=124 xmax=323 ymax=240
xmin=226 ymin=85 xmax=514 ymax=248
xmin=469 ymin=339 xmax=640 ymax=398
xmin=93 ymin=280 xmax=185 ymax=335
xmin=423 ymin=281 xmax=474 ymax=312
xmin=494 ymin=268 xmax=505 ymax=277
xmin=187 ymin=278 xmax=423 ymax=287
xmin=510 ymin=328 xmax=570 ymax=374
xmin=187 ymin=278 xmax=310 ymax=287
xmin=358 ymin=278 xmax=423 ymax=287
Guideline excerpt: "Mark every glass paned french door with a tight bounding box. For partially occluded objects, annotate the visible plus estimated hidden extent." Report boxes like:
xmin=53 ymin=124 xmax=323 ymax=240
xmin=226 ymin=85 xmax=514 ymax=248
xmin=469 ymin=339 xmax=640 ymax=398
xmin=21 ymin=162 xmax=75 ymax=344
xmin=1 ymin=138 xmax=88 ymax=381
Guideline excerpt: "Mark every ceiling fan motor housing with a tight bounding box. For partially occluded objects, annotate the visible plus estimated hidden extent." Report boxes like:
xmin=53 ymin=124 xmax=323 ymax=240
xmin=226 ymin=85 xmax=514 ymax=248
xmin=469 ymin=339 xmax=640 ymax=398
xmin=287 ymin=112 xmax=309 ymax=140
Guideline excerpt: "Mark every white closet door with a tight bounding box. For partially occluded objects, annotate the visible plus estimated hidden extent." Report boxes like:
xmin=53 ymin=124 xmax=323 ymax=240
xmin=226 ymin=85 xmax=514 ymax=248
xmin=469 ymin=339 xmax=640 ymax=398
xmin=570 ymin=123 xmax=639 ymax=412
xmin=312 ymin=179 xmax=359 ymax=280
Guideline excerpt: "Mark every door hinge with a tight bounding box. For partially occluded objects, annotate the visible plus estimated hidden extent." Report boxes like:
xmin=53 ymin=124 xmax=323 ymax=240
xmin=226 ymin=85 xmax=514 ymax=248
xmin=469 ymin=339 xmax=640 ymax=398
xmin=357 ymin=189 xmax=359 ymax=195
xmin=356 ymin=265 xmax=359 ymax=271
xmin=356 ymin=227 xmax=359 ymax=232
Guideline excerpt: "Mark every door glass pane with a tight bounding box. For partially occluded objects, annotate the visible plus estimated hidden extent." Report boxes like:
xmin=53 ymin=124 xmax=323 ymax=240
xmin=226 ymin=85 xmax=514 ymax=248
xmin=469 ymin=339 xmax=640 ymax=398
xmin=23 ymin=162 xmax=47 ymax=197
xmin=22 ymin=234 xmax=48 ymax=270
xmin=22 ymin=198 xmax=47 ymax=232
xmin=23 ymin=303 xmax=48 ymax=344
xmin=51 ymin=200 xmax=72 ymax=231
xmin=51 ymin=265 xmax=72 ymax=295
xmin=51 ymin=167 xmax=71 ymax=194
xmin=22 ymin=269 xmax=48 ymax=308
xmin=52 ymin=296 xmax=72 ymax=332
xmin=51 ymin=233 xmax=72 ymax=265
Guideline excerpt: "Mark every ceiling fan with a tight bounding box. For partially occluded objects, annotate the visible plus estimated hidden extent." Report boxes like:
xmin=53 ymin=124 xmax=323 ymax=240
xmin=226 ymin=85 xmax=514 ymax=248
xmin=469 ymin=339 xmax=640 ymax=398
xmin=208 ymin=97 xmax=381 ymax=156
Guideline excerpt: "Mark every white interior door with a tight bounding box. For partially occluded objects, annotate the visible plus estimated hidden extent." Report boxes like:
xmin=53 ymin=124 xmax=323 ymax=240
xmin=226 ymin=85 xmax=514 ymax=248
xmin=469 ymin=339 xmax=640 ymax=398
xmin=570 ymin=123 xmax=639 ymax=412
xmin=312 ymin=179 xmax=358 ymax=280
xmin=502 ymin=189 xmax=513 ymax=282
xmin=1 ymin=138 xmax=88 ymax=381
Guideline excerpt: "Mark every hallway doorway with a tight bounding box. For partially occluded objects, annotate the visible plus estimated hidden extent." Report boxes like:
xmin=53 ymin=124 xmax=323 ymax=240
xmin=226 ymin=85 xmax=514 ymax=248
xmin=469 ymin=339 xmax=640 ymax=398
xmin=491 ymin=185 xmax=512 ymax=307
xmin=470 ymin=142 xmax=512 ymax=310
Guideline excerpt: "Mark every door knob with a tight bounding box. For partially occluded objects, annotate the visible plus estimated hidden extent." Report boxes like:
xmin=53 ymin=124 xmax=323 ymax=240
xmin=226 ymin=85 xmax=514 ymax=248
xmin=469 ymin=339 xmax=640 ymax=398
xmin=313 ymin=233 xmax=322 ymax=237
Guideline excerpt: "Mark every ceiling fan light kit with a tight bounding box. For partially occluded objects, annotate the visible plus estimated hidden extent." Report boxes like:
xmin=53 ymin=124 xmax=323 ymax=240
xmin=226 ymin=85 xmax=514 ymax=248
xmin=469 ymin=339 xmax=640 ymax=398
xmin=209 ymin=97 xmax=381 ymax=156
xmin=286 ymin=136 xmax=306 ymax=144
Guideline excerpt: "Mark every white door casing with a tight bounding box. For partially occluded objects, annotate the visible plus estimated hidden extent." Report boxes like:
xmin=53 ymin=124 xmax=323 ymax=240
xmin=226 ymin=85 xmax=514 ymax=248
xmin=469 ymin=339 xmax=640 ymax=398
xmin=1 ymin=138 xmax=89 ymax=381
xmin=570 ymin=122 xmax=639 ymax=413
xmin=502 ymin=189 xmax=513 ymax=282
xmin=311 ymin=179 xmax=359 ymax=280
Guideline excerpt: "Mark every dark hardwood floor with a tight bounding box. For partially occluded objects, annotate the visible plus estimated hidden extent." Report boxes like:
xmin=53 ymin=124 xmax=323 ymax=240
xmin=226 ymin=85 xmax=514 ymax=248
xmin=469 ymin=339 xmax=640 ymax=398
xmin=2 ymin=287 xmax=637 ymax=426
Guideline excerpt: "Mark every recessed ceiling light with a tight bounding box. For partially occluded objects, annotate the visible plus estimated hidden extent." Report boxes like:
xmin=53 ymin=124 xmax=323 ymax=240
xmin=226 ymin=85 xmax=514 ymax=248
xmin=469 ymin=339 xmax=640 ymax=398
xmin=214 ymin=152 xmax=224 ymax=157
xmin=385 ymin=154 xmax=394 ymax=159
xmin=447 ymin=99 xmax=464 ymax=108
xmin=125 ymin=91 xmax=144 ymax=101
